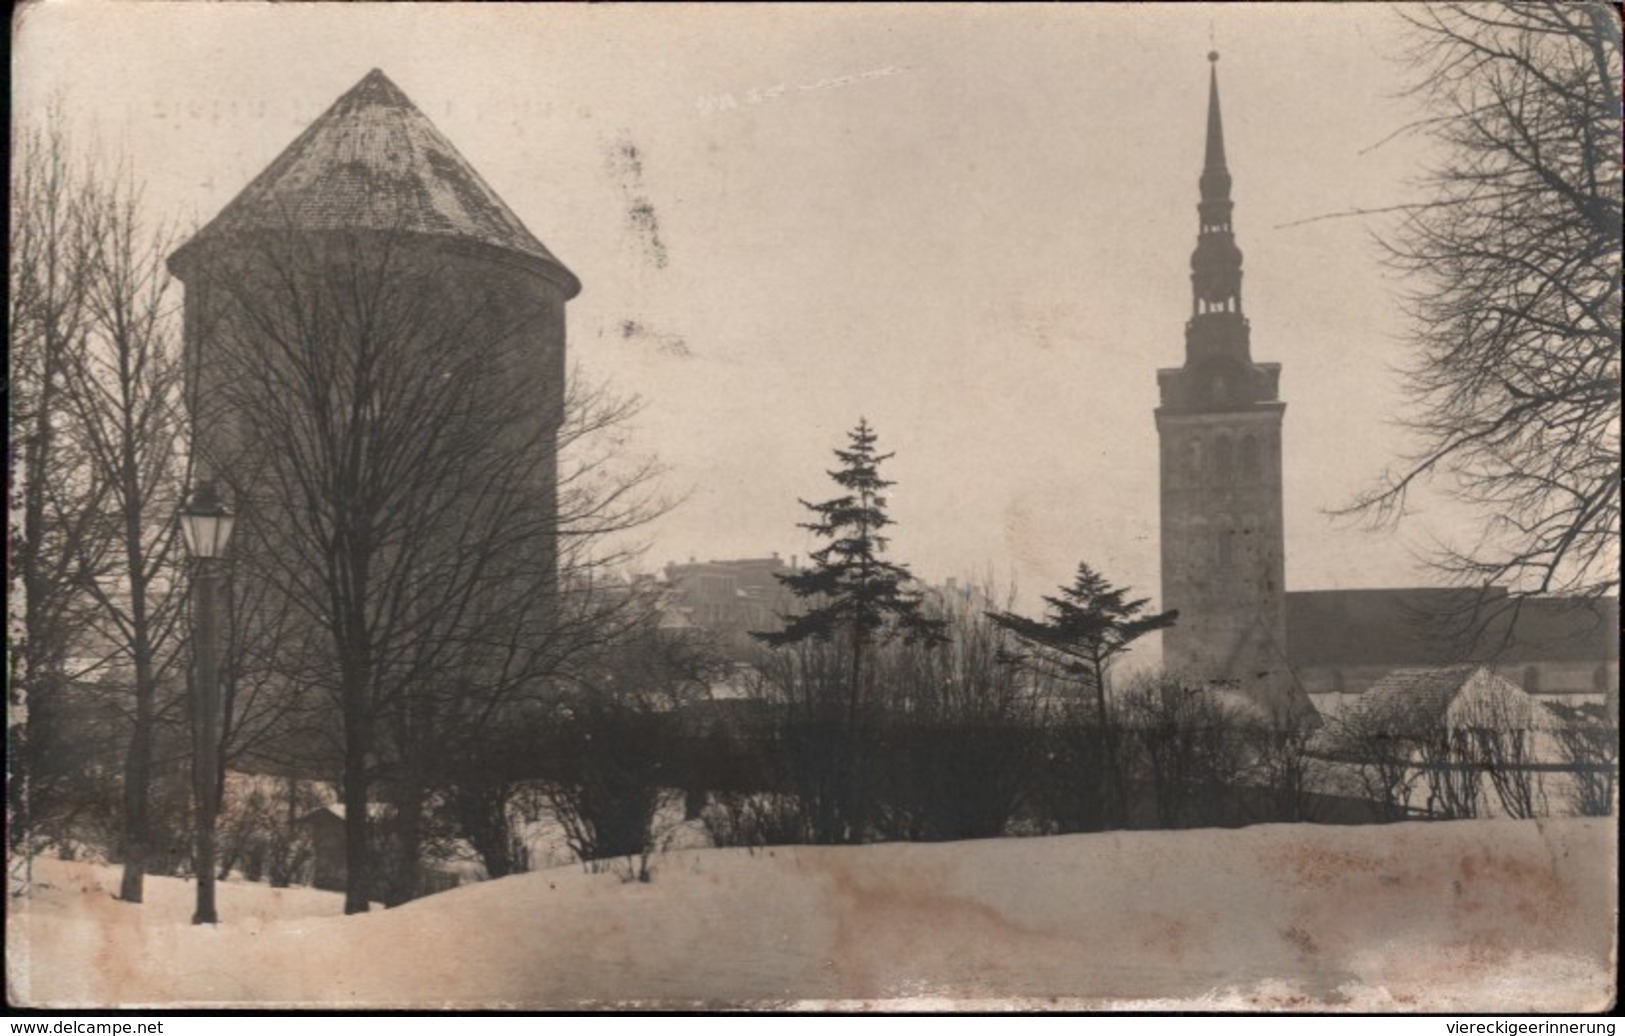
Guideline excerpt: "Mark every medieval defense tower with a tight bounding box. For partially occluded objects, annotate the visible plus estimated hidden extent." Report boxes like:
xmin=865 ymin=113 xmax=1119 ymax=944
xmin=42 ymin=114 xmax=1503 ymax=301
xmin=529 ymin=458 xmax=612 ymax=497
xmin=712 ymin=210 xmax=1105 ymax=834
xmin=168 ymin=69 xmax=579 ymax=575
xmin=1156 ymin=55 xmax=1291 ymax=716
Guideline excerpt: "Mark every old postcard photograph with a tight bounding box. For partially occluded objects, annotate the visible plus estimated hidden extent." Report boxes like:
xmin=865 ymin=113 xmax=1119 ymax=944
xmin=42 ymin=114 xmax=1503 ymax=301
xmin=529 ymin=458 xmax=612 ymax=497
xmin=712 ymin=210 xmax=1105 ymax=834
xmin=8 ymin=1 xmax=1619 ymax=1012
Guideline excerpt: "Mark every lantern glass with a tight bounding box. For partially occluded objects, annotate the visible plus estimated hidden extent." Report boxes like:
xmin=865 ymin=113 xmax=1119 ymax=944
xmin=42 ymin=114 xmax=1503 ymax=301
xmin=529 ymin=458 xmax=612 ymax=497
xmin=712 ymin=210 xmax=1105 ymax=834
xmin=179 ymin=482 xmax=235 ymax=559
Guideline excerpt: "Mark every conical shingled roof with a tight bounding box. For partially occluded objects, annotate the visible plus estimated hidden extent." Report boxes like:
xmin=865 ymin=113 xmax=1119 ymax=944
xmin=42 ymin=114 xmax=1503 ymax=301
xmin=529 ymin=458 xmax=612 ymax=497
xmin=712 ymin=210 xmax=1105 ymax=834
xmin=171 ymin=69 xmax=578 ymax=296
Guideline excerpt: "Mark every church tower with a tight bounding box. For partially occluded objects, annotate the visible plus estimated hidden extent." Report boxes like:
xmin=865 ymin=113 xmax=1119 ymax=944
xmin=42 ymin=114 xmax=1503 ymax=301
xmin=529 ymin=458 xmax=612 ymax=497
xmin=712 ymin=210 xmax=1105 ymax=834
xmin=1156 ymin=54 xmax=1292 ymax=716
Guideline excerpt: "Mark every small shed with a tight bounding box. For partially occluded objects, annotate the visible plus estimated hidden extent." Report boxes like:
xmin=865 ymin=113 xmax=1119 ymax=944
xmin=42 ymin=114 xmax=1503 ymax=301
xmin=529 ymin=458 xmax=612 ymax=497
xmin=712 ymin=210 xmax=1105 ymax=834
xmin=296 ymin=803 xmax=390 ymax=893
xmin=1337 ymin=665 xmax=1564 ymax=819
xmin=1353 ymin=664 xmax=1559 ymax=734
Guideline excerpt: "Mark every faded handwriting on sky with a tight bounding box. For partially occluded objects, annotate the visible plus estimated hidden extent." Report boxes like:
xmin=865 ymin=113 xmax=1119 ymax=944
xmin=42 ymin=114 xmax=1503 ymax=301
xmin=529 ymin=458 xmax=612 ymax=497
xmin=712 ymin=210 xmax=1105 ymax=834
xmin=696 ymin=65 xmax=912 ymax=118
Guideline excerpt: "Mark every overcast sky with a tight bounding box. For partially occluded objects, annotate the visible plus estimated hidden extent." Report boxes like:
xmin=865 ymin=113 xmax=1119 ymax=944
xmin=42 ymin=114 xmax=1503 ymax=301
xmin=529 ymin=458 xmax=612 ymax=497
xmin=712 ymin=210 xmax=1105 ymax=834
xmin=17 ymin=2 xmax=1476 ymax=622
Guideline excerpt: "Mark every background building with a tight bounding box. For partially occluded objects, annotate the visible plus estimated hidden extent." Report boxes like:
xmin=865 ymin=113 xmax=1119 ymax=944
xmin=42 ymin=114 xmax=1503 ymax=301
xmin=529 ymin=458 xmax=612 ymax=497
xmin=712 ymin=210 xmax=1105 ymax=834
xmin=1287 ymin=589 xmax=1619 ymax=717
xmin=661 ymin=555 xmax=799 ymax=660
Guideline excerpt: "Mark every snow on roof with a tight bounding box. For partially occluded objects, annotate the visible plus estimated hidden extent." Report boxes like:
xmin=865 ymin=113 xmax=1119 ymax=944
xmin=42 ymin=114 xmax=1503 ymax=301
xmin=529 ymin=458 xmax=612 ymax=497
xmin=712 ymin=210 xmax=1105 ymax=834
xmin=300 ymin=803 xmax=393 ymax=823
xmin=170 ymin=69 xmax=577 ymax=294
xmin=656 ymin=607 xmax=697 ymax=630
xmin=1353 ymin=665 xmax=1559 ymax=731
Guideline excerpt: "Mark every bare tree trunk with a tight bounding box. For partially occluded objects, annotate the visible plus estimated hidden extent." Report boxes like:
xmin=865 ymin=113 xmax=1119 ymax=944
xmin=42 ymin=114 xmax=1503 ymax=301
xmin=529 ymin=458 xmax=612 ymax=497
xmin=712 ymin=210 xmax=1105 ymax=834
xmin=384 ymin=781 xmax=426 ymax=906
xmin=19 ymin=357 xmax=61 ymax=862
xmin=1093 ymin=655 xmax=1128 ymax=828
xmin=845 ymin=629 xmax=865 ymax=844
xmin=117 ymin=698 xmax=154 ymax=902
xmin=116 ymin=485 xmax=165 ymax=904
xmin=341 ymin=690 xmax=372 ymax=915
xmin=457 ymin=776 xmax=518 ymax=879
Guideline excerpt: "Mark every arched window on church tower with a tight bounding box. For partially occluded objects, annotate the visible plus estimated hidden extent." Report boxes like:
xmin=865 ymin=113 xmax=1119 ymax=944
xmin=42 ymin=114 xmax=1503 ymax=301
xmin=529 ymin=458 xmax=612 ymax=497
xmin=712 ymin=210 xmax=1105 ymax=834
xmin=1215 ymin=436 xmax=1235 ymax=484
xmin=1241 ymin=435 xmax=1260 ymax=482
xmin=1188 ymin=438 xmax=1204 ymax=484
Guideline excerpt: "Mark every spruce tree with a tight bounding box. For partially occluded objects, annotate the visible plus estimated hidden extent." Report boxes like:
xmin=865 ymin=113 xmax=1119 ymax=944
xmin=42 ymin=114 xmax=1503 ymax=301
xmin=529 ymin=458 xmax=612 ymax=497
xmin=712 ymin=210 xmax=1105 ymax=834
xmin=753 ymin=419 xmax=946 ymax=843
xmin=988 ymin=563 xmax=1177 ymax=827
xmin=988 ymin=564 xmax=1177 ymax=698
xmin=755 ymin=418 xmax=948 ymax=726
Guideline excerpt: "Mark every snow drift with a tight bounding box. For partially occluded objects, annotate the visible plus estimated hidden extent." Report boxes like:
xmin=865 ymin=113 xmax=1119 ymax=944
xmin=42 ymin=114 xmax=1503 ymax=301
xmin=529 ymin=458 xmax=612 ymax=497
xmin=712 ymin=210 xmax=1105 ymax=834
xmin=7 ymin=817 xmax=1615 ymax=1011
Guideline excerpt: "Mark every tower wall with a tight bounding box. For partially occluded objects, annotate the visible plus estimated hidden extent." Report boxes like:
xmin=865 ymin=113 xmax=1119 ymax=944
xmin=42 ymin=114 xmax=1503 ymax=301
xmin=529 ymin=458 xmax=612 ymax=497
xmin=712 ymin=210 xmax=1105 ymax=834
xmin=159 ymin=69 xmax=582 ymax=780
xmin=1157 ymin=404 xmax=1288 ymax=700
xmin=172 ymin=229 xmax=570 ymax=581
xmin=1154 ymin=55 xmax=1299 ymax=721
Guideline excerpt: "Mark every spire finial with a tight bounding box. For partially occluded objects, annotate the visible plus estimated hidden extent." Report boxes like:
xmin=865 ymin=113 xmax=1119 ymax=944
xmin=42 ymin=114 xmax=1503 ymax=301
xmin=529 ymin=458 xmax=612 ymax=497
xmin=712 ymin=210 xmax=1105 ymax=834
xmin=1190 ymin=50 xmax=1242 ymax=319
xmin=1203 ymin=51 xmax=1229 ymax=180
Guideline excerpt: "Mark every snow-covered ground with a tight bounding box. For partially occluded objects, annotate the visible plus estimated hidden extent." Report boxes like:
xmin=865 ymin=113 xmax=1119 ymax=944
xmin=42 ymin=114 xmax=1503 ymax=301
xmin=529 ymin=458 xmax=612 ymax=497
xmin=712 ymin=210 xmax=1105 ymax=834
xmin=7 ymin=818 xmax=1615 ymax=1011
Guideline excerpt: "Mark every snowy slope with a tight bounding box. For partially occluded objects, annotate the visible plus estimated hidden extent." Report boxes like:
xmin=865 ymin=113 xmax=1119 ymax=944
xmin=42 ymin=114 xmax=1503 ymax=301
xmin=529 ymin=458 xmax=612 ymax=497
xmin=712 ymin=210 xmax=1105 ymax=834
xmin=7 ymin=818 xmax=1615 ymax=1011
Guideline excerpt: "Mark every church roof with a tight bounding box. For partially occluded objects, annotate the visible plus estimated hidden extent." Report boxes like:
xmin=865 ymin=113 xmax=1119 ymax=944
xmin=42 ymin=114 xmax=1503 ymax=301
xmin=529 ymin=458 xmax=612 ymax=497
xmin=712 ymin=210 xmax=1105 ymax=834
xmin=170 ymin=69 xmax=578 ymax=295
xmin=1285 ymin=588 xmax=1618 ymax=669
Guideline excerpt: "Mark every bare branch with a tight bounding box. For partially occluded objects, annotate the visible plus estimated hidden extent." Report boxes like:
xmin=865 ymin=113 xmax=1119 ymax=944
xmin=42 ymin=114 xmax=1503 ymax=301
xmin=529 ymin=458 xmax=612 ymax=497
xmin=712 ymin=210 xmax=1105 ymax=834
xmin=1341 ymin=3 xmax=1621 ymax=607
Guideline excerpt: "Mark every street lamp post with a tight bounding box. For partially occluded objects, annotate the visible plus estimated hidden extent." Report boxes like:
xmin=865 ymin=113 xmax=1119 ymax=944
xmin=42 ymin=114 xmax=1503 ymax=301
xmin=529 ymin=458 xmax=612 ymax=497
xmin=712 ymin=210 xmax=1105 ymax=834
xmin=179 ymin=480 xmax=235 ymax=925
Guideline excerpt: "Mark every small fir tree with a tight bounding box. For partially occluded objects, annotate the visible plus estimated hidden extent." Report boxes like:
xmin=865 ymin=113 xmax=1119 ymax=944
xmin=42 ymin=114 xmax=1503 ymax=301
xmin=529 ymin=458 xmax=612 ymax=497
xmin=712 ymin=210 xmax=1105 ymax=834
xmin=988 ymin=563 xmax=1177 ymax=827
xmin=754 ymin=418 xmax=948 ymax=725
xmin=753 ymin=419 xmax=946 ymax=844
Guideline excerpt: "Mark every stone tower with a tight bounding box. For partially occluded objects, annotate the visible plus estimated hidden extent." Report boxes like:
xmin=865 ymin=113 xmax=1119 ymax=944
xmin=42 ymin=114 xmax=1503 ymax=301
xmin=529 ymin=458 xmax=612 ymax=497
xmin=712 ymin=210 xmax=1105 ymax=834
xmin=168 ymin=68 xmax=579 ymax=572
xmin=1155 ymin=54 xmax=1292 ymax=717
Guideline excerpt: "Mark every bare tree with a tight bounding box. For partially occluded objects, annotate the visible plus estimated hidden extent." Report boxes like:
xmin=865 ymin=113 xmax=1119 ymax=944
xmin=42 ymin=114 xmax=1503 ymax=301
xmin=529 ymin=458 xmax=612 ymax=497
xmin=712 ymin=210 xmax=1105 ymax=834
xmin=1118 ymin=675 xmax=1251 ymax=829
xmin=436 ymin=577 xmax=659 ymax=884
xmin=1414 ymin=715 xmax=1484 ymax=821
xmin=374 ymin=568 xmax=661 ymax=903
xmin=1331 ymin=673 xmax=1558 ymax=821
xmin=1344 ymin=687 xmax=1487 ymax=820
xmin=216 ymin=575 xmax=334 ymax=795
xmin=542 ymin=615 xmax=721 ymax=882
xmin=443 ymin=743 xmax=529 ymax=880
xmin=214 ymin=774 xmax=320 ymax=887
xmin=58 ymin=165 xmax=190 ymax=904
xmin=745 ymin=639 xmax=852 ymax=844
xmin=9 ymin=118 xmax=106 ymax=866
xmin=1323 ymin=703 xmax=1424 ymax=822
xmin=1455 ymin=684 xmax=1549 ymax=819
xmin=1342 ymin=4 xmax=1621 ymax=607
xmin=10 ymin=121 xmax=192 ymax=907
xmin=187 ymin=226 xmax=662 ymax=911
xmin=867 ymin=586 xmax=1040 ymax=842
xmin=1546 ymin=701 xmax=1617 ymax=816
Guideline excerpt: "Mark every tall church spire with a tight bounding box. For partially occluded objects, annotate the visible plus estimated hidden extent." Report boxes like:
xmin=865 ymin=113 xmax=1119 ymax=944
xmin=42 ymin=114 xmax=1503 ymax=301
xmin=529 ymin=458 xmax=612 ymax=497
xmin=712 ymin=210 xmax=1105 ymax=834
xmin=1200 ymin=53 xmax=1232 ymax=222
xmin=1155 ymin=52 xmax=1301 ymax=727
xmin=1190 ymin=51 xmax=1243 ymax=321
